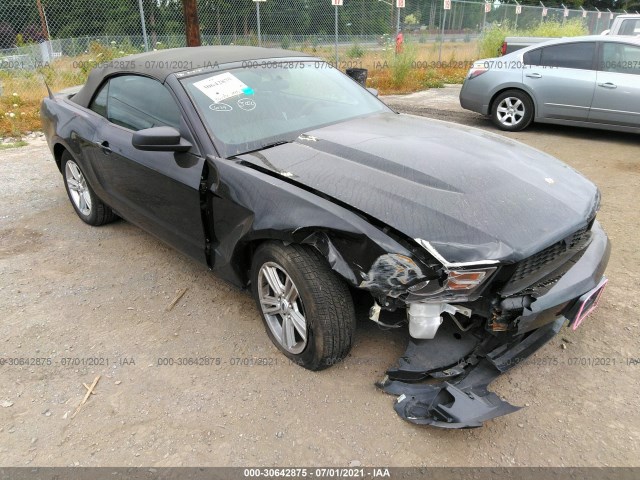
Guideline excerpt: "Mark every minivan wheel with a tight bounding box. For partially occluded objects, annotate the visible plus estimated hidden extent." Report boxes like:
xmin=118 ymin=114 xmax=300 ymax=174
xmin=251 ymin=242 xmax=356 ymax=371
xmin=491 ymin=90 xmax=534 ymax=132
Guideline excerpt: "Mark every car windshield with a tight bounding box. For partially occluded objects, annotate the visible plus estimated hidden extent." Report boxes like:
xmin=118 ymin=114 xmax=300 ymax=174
xmin=180 ymin=60 xmax=390 ymax=157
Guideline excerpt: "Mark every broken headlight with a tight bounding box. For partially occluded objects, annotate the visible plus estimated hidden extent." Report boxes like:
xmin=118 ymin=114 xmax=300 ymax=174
xmin=445 ymin=268 xmax=496 ymax=292
xmin=360 ymin=253 xmax=425 ymax=292
xmin=408 ymin=266 xmax=496 ymax=298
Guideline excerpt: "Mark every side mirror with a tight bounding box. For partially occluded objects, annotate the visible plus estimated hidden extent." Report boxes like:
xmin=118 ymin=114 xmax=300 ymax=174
xmin=367 ymin=87 xmax=379 ymax=97
xmin=132 ymin=126 xmax=191 ymax=152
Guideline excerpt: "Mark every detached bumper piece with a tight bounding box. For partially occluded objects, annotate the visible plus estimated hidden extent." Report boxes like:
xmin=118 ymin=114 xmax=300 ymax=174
xmin=378 ymin=317 xmax=565 ymax=428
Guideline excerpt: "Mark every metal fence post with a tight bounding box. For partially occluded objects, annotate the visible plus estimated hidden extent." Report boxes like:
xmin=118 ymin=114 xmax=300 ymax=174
xmin=257 ymin=1 xmax=262 ymax=47
xmin=439 ymin=7 xmax=446 ymax=62
xmin=335 ymin=5 xmax=338 ymax=66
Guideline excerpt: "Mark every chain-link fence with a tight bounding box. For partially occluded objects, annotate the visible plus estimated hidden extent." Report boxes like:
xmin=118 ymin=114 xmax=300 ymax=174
xmin=0 ymin=0 xmax=636 ymax=69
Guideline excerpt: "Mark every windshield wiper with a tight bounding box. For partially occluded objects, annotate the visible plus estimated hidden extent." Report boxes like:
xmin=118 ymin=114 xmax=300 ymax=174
xmin=239 ymin=140 xmax=290 ymax=156
xmin=260 ymin=140 xmax=290 ymax=150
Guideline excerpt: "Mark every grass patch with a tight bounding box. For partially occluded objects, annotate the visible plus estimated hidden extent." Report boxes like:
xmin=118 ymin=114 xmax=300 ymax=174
xmin=359 ymin=42 xmax=474 ymax=94
xmin=0 ymin=140 xmax=28 ymax=149
xmin=346 ymin=42 xmax=366 ymax=59
xmin=390 ymin=45 xmax=418 ymax=88
xmin=478 ymin=19 xmax=589 ymax=58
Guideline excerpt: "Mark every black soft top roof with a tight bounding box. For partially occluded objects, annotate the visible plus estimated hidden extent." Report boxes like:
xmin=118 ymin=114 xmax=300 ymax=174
xmin=71 ymin=45 xmax=311 ymax=108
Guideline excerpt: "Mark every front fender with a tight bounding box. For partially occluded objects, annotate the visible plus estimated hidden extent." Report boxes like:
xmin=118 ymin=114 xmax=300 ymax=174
xmin=205 ymin=156 xmax=439 ymax=292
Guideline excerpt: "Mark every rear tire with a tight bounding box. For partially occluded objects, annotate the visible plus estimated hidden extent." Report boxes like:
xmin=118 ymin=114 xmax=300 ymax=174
xmin=251 ymin=242 xmax=356 ymax=371
xmin=491 ymin=89 xmax=534 ymax=132
xmin=61 ymin=151 xmax=117 ymax=226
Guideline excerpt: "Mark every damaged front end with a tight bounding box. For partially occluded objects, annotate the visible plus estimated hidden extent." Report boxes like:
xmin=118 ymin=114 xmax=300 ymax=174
xmin=208 ymin=143 xmax=610 ymax=429
xmin=365 ymin=220 xmax=610 ymax=428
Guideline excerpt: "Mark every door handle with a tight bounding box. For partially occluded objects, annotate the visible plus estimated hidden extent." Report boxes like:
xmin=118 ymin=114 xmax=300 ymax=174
xmin=97 ymin=140 xmax=112 ymax=154
xmin=526 ymin=73 xmax=542 ymax=78
xmin=597 ymin=82 xmax=617 ymax=89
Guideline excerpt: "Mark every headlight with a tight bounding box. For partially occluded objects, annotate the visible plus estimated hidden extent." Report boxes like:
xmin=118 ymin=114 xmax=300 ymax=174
xmin=361 ymin=252 xmax=496 ymax=299
xmin=445 ymin=268 xmax=496 ymax=292
xmin=407 ymin=266 xmax=496 ymax=298
xmin=359 ymin=253 xmax=425 ymax=293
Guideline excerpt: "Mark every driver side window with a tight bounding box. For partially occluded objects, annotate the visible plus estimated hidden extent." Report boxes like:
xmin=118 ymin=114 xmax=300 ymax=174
xmin=88 ymin=75 xmax=182 ymax=131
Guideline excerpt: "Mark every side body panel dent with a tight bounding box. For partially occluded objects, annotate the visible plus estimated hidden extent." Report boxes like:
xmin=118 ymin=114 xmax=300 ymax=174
xmin=205 ymin=156 xmax=430 ymax=289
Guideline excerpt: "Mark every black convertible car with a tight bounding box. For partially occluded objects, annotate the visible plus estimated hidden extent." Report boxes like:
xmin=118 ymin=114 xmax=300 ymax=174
xmin=41 ymin=46 xmax=610 ymax=428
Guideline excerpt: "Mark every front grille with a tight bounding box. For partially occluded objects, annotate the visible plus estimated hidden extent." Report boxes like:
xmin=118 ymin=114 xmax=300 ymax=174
xmin=511 ymin=226 xmax=590 ymax=283
xmin=500 ymin=226 xmax=592 ymax=297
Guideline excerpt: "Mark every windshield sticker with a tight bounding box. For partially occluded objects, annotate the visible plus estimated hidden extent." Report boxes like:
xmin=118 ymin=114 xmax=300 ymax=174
xmin=237 ymin=98 xmax=256 ymax=111
xmin=209 ymin=103 xmax=233 ymax=112
xmin=193 ymin=72 xmax=253 ymax=103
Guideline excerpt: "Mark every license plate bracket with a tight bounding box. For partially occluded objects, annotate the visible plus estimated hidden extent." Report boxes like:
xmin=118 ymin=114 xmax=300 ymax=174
xmin=570 ymin=277 xmax=608 ymax=330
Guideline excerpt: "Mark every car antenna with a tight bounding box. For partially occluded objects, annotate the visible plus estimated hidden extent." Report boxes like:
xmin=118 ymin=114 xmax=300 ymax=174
xmin=44 ymin=81 xmax=54 ymax=100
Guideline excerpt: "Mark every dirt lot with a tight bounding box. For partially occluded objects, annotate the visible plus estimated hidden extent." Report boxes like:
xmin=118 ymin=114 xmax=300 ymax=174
xmin=1 ymin=94 xmax=639 ymax=467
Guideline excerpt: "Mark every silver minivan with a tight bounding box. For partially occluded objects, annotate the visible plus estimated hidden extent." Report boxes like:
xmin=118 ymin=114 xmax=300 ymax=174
xmin=459 ymin=35 xmax=640 ymax=133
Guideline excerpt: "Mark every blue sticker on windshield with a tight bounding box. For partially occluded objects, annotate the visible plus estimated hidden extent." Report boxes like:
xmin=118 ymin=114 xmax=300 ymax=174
xmin=242 ymin=87 xmax=255 ymax=96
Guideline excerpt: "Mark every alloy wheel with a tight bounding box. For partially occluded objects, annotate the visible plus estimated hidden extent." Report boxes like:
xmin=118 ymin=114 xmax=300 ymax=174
xmin=496 ymin=97 xmax=525 ymax=127
xmin=65 ymin=160 xmax=92 ymax=216
xmin=257 ymin=262 xmax=307 ymax=354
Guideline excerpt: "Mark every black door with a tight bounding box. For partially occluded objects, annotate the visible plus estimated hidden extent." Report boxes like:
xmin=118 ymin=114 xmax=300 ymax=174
xmin=87 ymin=75 xmax=206 ymax=262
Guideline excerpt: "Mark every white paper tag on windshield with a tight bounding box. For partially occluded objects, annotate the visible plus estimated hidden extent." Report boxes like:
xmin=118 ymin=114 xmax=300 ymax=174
xmin=193 ymin=72 xmax=254 ymax=103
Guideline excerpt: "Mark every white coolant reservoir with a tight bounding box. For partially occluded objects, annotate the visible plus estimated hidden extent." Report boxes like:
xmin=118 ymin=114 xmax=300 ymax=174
xmin=407 ymin=303 xmax=447 ymax=339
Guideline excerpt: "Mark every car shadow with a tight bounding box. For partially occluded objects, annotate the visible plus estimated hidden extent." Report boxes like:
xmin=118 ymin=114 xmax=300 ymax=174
xmin=524 ymin=122 xmax=639 ymax=145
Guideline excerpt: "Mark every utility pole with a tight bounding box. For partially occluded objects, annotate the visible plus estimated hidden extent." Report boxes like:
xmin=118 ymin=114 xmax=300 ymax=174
xmin=138 ymin=0 xmax=149 ymax=51
xmin=36 ymin=0 xmax=49 ymax=40
xmin=182 ymin=0 xmax=201 ymax=47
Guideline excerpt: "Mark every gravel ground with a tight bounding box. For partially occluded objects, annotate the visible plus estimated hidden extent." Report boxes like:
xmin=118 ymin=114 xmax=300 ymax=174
xmin=1 ymin=90 xmax=639 ymax=467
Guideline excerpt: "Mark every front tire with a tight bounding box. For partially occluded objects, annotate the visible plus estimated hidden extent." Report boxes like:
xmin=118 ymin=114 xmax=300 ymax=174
xmin=61 ymin=151 xmax=117 ymax=226
xmin=251 ymin=242 xmax=356 ymax=371
xmin=491 ymin=90 xmax=534 ymax=132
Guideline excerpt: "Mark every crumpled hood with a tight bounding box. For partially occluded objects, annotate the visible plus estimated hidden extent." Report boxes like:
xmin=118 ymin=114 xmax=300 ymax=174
xmin=237 ymin=112 xmax=598 ymax=264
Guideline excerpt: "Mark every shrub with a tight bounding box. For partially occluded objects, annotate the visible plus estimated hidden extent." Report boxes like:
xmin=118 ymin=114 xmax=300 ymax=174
xmin=346 ymin=42 xmax=365 ymax=59
xmin=390 ymin=44 xmax=417 ymax=87
xmin=478 ymin=22 xmax=514 ymax=58
xmin=423 ymin=70 xmax=445 ymax=88
xmin=478 ymin=19 xmax=588 ymax=59
xmin=280 ymin=34 xmax=293 ymax=49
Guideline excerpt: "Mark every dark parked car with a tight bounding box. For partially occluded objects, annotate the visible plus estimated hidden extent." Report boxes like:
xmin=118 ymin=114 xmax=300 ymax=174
xmin=42 ymin=46 xmax=610 ymax=428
